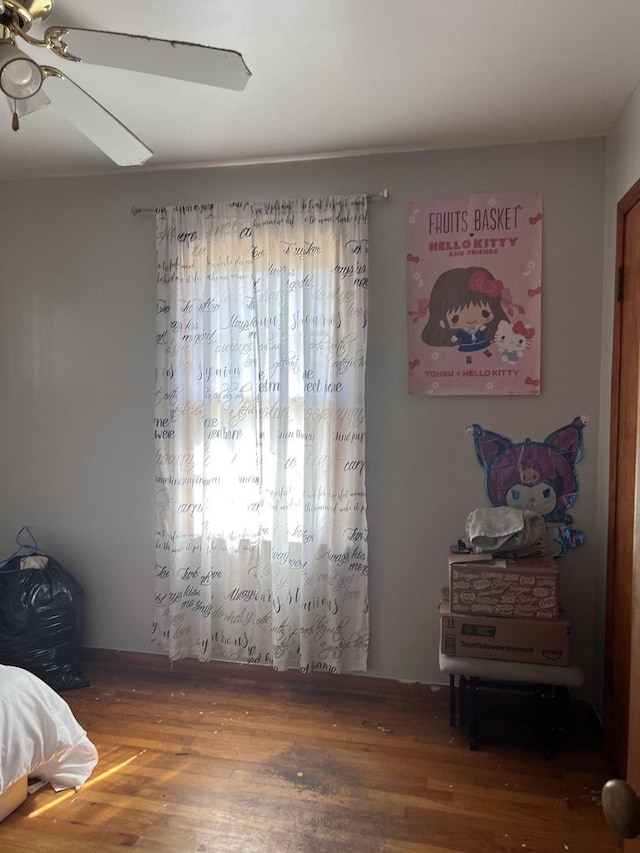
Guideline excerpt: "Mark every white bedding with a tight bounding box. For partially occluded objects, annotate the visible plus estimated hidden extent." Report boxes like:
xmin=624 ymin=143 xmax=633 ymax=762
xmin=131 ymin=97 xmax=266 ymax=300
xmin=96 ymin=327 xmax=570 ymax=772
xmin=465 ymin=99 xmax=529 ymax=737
xmin=0 ymin=664 xmax=98 ymax=793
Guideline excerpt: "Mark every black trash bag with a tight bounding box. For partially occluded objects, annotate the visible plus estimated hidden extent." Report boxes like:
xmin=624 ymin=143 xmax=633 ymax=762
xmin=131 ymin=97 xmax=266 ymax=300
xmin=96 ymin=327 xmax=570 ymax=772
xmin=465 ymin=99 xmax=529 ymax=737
xmin=0 ymin=553 xmax=89 ymax=691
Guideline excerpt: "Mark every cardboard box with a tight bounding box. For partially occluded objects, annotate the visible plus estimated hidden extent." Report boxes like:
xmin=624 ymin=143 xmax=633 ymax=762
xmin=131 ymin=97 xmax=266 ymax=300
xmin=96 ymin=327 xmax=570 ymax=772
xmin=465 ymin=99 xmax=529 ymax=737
xmin=449 ymin=554 xmax=559 ymax=620
xmin=440 ymin=595 xmax=570 ymax=665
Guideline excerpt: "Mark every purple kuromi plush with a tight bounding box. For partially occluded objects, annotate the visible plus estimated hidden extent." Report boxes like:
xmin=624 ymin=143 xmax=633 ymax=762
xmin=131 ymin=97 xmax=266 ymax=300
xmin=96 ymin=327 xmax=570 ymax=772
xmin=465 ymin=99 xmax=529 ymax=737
xmin=470 ymin=417 xmax=587 ymax=557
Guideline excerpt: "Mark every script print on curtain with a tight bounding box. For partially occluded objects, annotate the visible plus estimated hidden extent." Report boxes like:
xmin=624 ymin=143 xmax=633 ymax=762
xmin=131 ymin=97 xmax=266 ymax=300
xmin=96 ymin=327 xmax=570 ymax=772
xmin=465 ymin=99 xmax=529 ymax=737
xmin=153 ymin=196 xmax=369 ymax=673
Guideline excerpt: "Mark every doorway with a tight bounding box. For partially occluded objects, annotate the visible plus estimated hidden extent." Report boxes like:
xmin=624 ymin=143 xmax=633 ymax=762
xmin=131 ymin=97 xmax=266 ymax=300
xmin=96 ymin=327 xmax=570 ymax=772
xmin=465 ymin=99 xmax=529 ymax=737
xmin=603 ymin=178 xmax=640 ymax=810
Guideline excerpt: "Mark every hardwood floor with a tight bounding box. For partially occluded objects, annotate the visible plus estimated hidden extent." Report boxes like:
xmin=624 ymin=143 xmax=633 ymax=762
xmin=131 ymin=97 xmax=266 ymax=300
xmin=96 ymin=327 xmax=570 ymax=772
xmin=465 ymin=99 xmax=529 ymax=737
xmin=1 ymin=653 xmax=621 ymax=852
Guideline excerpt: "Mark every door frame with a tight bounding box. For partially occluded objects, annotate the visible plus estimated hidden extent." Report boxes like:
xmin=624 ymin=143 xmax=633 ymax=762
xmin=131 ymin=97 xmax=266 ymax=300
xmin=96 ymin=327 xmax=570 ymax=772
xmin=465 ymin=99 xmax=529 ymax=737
xmin=603 ymin=177 xmax=640 ymax=772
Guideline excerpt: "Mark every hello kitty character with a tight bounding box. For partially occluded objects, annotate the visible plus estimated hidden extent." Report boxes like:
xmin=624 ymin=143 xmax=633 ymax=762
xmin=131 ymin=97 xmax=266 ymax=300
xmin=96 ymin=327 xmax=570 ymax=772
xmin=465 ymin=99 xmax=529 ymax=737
xmin=494 ymin=320 xmax=535 ymax=363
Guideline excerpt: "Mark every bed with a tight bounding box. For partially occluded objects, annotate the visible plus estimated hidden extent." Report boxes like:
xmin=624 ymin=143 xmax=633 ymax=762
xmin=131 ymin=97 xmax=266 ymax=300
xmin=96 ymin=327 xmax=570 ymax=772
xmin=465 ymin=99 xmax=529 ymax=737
xmin=0 ymin=664 xmax=98 ymax=820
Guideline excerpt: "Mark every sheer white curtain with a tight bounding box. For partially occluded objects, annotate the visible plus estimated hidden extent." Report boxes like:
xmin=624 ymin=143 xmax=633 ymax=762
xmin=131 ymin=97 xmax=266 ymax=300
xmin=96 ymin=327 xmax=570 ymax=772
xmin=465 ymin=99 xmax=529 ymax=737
xmin=153 ymin=196 xmax=369 ymax=673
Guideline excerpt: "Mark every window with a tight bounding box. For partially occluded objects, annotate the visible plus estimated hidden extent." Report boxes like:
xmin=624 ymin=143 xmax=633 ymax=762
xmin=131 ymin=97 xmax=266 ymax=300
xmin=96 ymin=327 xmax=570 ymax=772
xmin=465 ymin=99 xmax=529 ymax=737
xmin=153 ymin=197 xmax=370 ymax=673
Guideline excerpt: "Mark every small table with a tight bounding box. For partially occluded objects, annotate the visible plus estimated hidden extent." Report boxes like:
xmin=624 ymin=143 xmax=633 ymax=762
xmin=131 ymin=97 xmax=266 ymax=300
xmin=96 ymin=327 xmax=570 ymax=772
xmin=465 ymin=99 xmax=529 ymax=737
xmin=439 ymin=652 xmax=585 ymax=756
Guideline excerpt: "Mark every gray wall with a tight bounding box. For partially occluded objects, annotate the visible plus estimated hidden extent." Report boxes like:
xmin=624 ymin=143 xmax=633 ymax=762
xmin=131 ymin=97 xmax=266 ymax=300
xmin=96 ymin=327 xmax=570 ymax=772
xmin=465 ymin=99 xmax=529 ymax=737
xmin=0 ymin=138 xmax=605 ymax=698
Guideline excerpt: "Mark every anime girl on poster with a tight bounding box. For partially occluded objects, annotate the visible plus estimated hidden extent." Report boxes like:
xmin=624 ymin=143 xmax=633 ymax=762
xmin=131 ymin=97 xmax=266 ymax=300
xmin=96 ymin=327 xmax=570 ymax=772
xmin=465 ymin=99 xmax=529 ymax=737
xmin=421 ymin=267 xmax=510 ymax=364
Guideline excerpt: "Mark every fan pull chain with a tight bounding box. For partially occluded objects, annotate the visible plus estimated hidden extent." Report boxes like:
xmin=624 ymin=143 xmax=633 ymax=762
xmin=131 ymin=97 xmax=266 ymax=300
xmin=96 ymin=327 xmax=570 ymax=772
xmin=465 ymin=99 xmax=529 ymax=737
xmin=11 ymin=100 xmax=19 ymax=132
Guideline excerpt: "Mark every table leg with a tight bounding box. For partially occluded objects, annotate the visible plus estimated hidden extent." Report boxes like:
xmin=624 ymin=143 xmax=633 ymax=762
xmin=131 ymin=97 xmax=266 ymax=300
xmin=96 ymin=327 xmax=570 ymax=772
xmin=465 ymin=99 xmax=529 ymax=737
xmin=449 ymin=674 xmax=456 ymax=726
xmin=459 ymin=675 xmax=467 ymax=727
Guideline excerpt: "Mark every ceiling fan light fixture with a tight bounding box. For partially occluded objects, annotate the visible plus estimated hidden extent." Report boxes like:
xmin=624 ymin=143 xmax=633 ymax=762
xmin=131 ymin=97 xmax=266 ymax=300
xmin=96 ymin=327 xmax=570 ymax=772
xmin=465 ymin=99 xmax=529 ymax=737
xmin=8 ymin=85 xmax=49 ymax=116
xmin=0 ymin=42 xmax=43 ymax=99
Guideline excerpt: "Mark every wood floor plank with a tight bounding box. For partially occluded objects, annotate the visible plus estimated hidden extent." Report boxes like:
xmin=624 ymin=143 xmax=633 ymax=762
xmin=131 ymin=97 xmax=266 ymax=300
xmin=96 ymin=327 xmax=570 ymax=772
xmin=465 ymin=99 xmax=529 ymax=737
xmin=1 ymin=658 xmax=622 ymax=852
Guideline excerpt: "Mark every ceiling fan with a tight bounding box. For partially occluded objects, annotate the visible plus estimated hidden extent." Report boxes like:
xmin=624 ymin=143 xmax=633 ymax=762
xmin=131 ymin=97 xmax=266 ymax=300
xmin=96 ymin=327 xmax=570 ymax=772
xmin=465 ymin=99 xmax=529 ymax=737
xmin=0 ymin=0 xmax=251 ymax=165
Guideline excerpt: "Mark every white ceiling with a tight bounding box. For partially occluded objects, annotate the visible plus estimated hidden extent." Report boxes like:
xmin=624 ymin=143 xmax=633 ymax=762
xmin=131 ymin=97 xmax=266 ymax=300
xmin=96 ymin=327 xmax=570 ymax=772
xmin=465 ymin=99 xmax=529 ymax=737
xmin=2 ymin=0 xmax=640 ymax=181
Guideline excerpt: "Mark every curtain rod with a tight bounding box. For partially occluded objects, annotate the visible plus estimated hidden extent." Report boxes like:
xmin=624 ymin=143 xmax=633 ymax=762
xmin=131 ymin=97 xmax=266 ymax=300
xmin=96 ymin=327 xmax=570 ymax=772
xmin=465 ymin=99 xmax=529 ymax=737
xmin=130 ymin=189 xmax=389 ymax=216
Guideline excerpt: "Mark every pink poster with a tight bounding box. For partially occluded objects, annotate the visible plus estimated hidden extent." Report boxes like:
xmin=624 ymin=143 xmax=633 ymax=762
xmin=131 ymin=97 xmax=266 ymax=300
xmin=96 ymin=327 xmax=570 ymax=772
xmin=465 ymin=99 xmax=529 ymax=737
xmin=407 ymin=191 xmax=542 ymax=396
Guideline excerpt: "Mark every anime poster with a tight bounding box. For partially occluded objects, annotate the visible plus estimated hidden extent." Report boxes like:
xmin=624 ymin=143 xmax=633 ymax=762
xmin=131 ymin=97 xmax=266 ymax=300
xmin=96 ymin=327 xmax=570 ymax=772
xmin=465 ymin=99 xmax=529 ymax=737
xmin=407 ymin=191 xmax=542 ymax=396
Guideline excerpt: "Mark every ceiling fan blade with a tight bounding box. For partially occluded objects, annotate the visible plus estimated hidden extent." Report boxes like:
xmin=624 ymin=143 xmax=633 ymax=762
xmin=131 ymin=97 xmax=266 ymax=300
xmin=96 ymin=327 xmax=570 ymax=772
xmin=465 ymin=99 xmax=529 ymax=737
xmin=55 ymin=28 xmax=251 ymax=92
xmin=43 ymin=71 xmax=153 ymax=166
